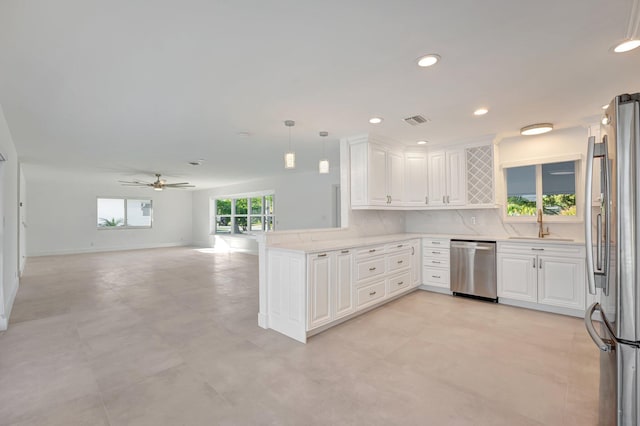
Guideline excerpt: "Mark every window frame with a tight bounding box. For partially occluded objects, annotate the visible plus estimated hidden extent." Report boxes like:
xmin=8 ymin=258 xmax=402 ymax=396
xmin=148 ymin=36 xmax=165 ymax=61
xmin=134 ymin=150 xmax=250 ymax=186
xmin=97 ymin=197 xmax=153 ymax=230
xmin=501 ymin=154 xmax=582 ymax=223
xmin=212 ymin=191 xmax=275 ymax=235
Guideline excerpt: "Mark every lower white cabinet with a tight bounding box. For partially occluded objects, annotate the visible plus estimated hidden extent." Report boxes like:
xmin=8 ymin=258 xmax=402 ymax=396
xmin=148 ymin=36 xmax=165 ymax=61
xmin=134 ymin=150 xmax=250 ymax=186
xmin=422 ymin=238 xmax=451 ymax=291
xmin=266 ymin=238 xmax=420 ymax=342
xmin=497 ymin=242 xmax=586 ymax=314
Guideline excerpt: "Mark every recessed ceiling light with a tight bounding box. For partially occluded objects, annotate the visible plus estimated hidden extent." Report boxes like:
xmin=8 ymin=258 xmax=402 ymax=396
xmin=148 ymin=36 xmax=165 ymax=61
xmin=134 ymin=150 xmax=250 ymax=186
xmin=613 ymin=39 xmax=640 ymax=53
xmin=416 ymin=54 xmax=441 ymax=67
xmin=417 ymin=140 xmax=427 ymax=145
xmin=369 ymin=117 xmax=383 ymax=124
xmin=520 ymin=123 xmax=553 ymax=136
xmin=473 ymin=108 xmax=489 ymax=116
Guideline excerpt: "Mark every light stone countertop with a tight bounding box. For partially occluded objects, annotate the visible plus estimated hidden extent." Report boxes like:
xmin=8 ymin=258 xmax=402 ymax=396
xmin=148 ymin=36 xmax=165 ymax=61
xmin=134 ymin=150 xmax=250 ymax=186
xmin=266 ymin=232 xmax=585 ymax=254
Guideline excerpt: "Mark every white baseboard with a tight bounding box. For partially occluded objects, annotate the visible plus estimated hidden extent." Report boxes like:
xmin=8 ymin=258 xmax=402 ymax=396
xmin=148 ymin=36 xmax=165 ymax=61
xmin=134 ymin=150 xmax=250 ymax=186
xmin=418 ymin=284 xmax=453 ymax=295
xmin=28 ymin=242 xmax=192 ymax=257
xmin=499 ymin=298 xmax=584 ymax=318
xmin=258 ymin=312 xmax=268 ymax=329
xmin=1 ymin=276 xmax=19 ymax=331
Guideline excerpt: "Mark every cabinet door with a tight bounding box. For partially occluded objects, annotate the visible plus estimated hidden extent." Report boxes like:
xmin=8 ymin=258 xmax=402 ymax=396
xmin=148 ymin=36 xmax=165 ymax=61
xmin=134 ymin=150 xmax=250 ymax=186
xmin=427 ymin=151 xmax=446 ymax=206
xmin=404 ymin=152 xmax=428 ymax=206
xmin=537 ymin=256 xmax=586 ymax=310
xmin=387 ymin=150 xmax=404 ymax=205
xmin=410 ymin=241 xmax=421 ymax=286
xmin=334 ymin=250 xmax=355 ymax=319
xmin=446 ymin=149 xmax=466 ymax=205
xmin=368 ymin=144 xmax=388 ymax=205
xmin=497 ymin=253 xmax=537 ymax=302
xmin=308 ymin=254 xmax=332 ymax=329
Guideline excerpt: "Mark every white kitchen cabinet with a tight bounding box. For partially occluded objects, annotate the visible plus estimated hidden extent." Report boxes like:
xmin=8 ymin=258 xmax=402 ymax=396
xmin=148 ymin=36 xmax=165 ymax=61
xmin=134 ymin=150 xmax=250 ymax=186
xmin=497 ymin=242 xmax=586 ymax=315
xmin=497 ymin=253 xmax=538 ymax=303
xmin=334 ymin=249 xmax=355 ymax=319
xmin=308 ymin=253 xmax=332 ymax=329
xmin=422 ymin=238 xmax=451 ymax=292
xmin=427 ymin=149 xmax=466 ymax=207
xmin=350 ymin=139 xmax=404 ymax=208
xmin=410 ymin=239 xmax=421 ymax=287
xmin=404 ymin=151 xmax=428 ymax=207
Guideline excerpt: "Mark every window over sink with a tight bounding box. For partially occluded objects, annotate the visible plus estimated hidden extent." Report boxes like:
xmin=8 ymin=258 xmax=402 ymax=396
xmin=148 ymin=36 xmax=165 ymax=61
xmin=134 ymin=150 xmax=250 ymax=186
xmin=504 ymin=159 xmax=578 ymax=221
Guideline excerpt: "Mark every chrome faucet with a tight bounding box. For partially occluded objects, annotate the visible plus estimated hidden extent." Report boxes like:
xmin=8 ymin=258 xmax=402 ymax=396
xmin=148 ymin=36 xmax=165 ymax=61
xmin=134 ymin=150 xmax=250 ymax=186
xmin=537 ymin=209 xmax=550 ymax=238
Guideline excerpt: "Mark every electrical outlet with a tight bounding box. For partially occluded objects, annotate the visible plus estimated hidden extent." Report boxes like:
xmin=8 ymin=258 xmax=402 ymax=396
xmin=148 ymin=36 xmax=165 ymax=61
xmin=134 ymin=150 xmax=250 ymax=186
xmin=471 ymin=216 xmax=476 ymax=225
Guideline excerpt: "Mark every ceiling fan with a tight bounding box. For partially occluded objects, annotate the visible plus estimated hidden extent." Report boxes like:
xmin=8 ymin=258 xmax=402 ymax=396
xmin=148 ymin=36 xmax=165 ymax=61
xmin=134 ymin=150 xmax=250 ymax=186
xmin=118 ymin=173 xmax=195 ymax=191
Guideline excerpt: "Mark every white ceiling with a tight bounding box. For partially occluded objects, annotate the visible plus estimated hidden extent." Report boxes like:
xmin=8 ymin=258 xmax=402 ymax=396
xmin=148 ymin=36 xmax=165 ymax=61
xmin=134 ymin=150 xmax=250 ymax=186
xmin=1 ymin=0 xmax=639 ymax=188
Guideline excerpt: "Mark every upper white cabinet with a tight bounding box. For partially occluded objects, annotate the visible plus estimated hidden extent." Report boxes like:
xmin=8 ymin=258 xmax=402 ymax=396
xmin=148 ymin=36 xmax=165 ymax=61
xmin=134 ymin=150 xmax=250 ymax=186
xmin=350 ymin=139 xmax=404 ymax=208
xmin=465 ymin=145 xmax=495 ymax=206
xmin=404 ymin=151 xmax=428 ymax=206
xmin=427 ymin=149 xmax=466 ymax=206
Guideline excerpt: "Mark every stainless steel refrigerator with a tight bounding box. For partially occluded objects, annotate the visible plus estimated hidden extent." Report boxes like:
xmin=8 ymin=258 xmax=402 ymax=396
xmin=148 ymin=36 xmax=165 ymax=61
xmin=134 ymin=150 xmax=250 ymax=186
xmin=585 ymin=93 xmax=640 ymax=426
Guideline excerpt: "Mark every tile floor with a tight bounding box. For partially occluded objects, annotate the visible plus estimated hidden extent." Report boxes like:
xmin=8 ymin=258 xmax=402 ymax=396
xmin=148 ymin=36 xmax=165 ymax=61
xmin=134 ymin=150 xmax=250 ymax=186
xmin=0 ymin=247 xmax=599 ymax=425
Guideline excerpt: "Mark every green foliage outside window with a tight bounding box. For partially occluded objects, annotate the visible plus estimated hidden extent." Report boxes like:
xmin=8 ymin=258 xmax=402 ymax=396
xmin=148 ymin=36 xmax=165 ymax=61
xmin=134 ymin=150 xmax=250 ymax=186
xmin=508 ymin=194 xmax=576 ymax=216
xmin=507 ymin=197 xmax=536 ymax=216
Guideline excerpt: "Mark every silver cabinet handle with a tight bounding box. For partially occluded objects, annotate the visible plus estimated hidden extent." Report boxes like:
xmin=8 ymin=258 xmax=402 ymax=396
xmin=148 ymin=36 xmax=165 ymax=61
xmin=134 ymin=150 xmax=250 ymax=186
xmin=425 ymin=196 xmax=428 ymax=204
xmin=368 ymin=267 xmax=376 ymax=271
xmin=432 ymin=275 xmax=441 ymax=279
xmin=432 ymin=260 xmax=441 ymax=264
xmin=317 ymin=253 xmax=327 ymax=258
xmin=341 ymin=250 xmax=349 ymax=254
xmin=538 ymin=258 xmax=542 ymax=269
xmin=532 ymin=258 xmax=536 ymax=268
xmin=369 ymin=291 xmax=377 ymax=296
xmin=585 ymin=303 xmax=612 ymax=352
xmin=369 ymin=249 xmax=376 ymax=253
xmin=446 ymin=195 xmax=450 ymax=203
xmin=397 ymin=281 xmax=404 ymax=286
xmin=531 ymin=248 xmax=544 ymax=251
xmin=397 ymin=244 xmax=404 ymax=248
xmin=411 ymin=246 xmax=415 ymax=255
xmin=432 ymin=241 xmax=441 ymax=245
xmin=442 ymin=196 xmax=446 ymax=203
xmin=397 ymin=260 xmax=403 ymax=264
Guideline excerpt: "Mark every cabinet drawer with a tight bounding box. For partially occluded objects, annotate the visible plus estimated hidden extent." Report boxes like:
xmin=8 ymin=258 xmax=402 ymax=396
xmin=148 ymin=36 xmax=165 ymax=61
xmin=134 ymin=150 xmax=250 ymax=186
xmin=387 ymin=271 xmax=411 ymax=296
xmin=355 ymin=257 xmax=386 ymax=282
xmin=423 ymin=257 xmax=450 ymax=268
xmin=355 ymin=245 xmax=386 ymax=259
xmin=423 ymin=267 xmax=450 ymax=287
xmin=423 ymin=247 xmax=449 ymax=259
xmin=422 ymin=238 xmax=450 ymax=249
xmin=388 ymin=251 xmax=411 ymax=272
xmin=356 ymin=280 xmax=386 ymax=309
xmin=386 ymin=241 xmax=411 ymax=254
xmin=497 ymin=242 xmax=585 ymax=258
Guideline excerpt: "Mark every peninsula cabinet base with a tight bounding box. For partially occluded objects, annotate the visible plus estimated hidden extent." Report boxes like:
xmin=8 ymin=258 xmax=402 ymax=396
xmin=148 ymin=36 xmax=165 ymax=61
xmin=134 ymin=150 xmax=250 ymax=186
xmin=418 ymin=284 xmax=452 ymax=295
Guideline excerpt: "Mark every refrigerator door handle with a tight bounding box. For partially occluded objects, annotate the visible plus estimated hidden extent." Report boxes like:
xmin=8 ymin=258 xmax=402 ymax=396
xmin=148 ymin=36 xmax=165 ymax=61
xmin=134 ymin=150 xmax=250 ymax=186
xmin=584 ymin=303 xmax=612 ymax=352
xmin=585 ymin=136 xmax=598 ymax=295
xmin=601 ymin=136 xmax=611 ymax=296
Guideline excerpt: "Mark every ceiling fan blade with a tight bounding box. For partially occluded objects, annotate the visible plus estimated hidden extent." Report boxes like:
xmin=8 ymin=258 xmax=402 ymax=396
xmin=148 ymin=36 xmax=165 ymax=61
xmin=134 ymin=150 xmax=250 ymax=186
xmin=118 ymin=180 xmax=151 ymax=184
xmin=163 ymin=182 xmax=189 ymax=185
xmin=163 ymin=184 xmax=195 ymax=188
xmin=120 ymin=183 xmax=151 ymax=187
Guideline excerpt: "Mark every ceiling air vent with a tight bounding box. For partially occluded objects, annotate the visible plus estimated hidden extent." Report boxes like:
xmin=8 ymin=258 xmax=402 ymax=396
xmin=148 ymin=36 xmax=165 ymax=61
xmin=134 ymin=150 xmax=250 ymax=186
xmin=403 ymin=115 xmax=430 ymax=126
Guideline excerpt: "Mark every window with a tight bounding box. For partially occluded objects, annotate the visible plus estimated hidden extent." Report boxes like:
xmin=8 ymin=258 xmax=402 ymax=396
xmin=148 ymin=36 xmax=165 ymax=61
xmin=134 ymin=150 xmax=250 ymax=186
xmin=97 ymin=198 xmax=152 ymax=228
xmin=213 ymin=193 xmax=274 ymax=234
xmin=505 ymin=160 xmax=577 ymax=219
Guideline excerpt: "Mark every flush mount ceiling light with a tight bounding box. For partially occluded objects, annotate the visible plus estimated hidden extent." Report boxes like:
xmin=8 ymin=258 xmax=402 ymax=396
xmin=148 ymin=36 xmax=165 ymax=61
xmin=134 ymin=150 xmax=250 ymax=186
xmin=614 ymin=39 xmax=640 ymax=53
xmin=318 ymin=131 xmax=330 ymax=174
xmin=520 ymin=123 xmax=553 ymax=136
xmin=417 ymin=140 xmax=428 ymax=145
xmin=473 ymin=108 xmax=489 ymax=116
xmin=284 ymin=120 xmax=296 ymax=169
xmin=613 ymin=0 xmax=640 ymax=52
xmin=416 ymin=54 xmax=441 ymax=67
xmin=369 ymin=117 xmax=383 ymax=124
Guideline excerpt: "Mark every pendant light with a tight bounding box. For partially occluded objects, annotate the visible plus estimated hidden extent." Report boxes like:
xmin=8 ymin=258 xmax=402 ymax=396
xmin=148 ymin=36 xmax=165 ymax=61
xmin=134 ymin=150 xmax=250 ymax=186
xmin=284 ymin=120 xmax=295 ymax=169
xmin=318 ymin=131 xmax=330 ymax=174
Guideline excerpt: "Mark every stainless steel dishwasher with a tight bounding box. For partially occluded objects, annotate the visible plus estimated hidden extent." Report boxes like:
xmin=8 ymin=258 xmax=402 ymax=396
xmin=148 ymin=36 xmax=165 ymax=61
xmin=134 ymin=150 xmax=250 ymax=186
xmin=450 ymin=239 xmax=497 ymax=302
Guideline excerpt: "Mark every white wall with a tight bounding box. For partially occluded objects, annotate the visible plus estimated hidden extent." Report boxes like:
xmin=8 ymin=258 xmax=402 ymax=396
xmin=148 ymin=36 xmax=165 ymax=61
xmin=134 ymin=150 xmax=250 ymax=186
xmin=192 ymin=169 xmax=340 ymax=251
xmin=25 ymin=178 xmax=193 ymax=256
xmin=406 ymin=125 xmax=590 ymax=240
xmin=0 ymin=105 xmax=20 ymax=330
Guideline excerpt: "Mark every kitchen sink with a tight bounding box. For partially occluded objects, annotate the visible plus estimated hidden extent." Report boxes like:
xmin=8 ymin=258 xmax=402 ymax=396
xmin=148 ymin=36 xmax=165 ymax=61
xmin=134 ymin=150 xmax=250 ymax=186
xmin=508 ymin=236 xmax=574 ymax=242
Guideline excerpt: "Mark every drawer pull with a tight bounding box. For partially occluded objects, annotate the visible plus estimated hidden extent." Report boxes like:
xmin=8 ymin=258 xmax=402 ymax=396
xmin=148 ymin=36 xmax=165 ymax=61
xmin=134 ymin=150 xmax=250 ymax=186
xmin=397 ymin=244 xmax=404 ymax=248
xmin=397 ymin=281 xmax=404 ymax=286
xmin=369 ymin=249 xmax=376 ymax=253
xmin=432 ymin=242 xmax=441 ymax=245
xmin=317 ymin=253 xmax=327 ymax=258
xmin=369 ymin=267 xmax=377 ymax=271
xmin=531 ymin=248 xmax=545 ymax=251
xmin=397 ymin=260 xmax=403 ymax=264
xmin=341 ymin=250 xmax=349 ymax=254
xmin=369 ymin=291 xmax=377 ymax=296
xmin=432 ymin=251 xmax=440 ymax=254
xmin=432 ymin=260 xmax=441 ymax=264
xmin=432 ymin=275 xmax=441 ymax=279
